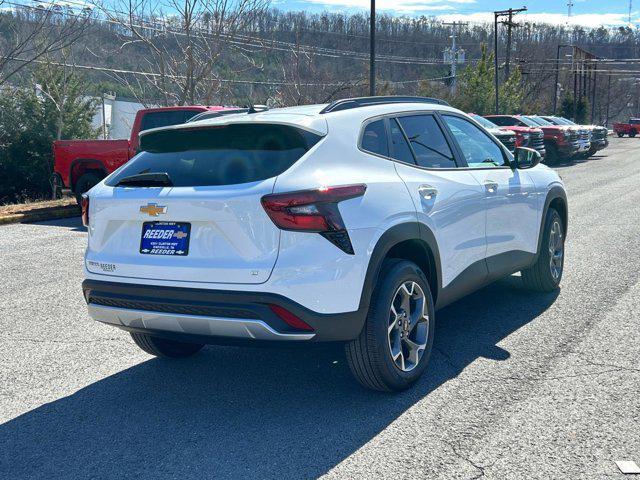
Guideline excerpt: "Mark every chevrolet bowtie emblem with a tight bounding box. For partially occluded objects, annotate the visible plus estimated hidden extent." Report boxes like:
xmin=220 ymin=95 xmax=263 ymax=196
xmin=139 ymin=203 xmax=167 ymax=216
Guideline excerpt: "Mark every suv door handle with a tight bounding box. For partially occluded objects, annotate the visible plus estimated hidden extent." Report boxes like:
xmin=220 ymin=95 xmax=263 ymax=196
xmin=484 ymin=181 xmax=498 ymax=193
xmin=418 ymin=185 xmax=438 ymax=200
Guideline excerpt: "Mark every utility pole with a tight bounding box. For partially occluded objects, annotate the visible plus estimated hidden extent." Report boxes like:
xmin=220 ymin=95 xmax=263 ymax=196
xmin=493 ymin=7 xmax=527 ymax=114
xmin=605 ymin=75 xmax=611 ymax=126
xmin=494 ymin=13 xmax=499 ymax=114
xmin=567 ymin=0 xmax=574 ymax=19
xmin=590 ymin=62 xmax=597 ymax=123
xmin=443 ymin=21 xmax=468 ymax=94
xmin=573 ymin=46 xmax=578 ymax=121
xmin=369 ymin=0 xmax=376 ymax=97
xmin=568 ymin=46 xmax=597 ymax=122
xmin=630 ymin=0 xmax=633 ymax=24
xmin=504 ymin=9 xmax=516 ymax=80
xmin=553 ymin=44 xmax=570 ymax=114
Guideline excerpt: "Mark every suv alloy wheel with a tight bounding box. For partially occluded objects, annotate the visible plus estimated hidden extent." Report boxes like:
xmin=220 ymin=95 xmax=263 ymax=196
xmin=521 ymin=209 xmax=565 ymax=291
xmin=345 ymin=260 xmax=435 ymax=391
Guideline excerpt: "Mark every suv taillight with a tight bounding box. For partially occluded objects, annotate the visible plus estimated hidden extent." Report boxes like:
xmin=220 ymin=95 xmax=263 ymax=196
xmin=81 ymin=195 xmax=90 ymax=227
xmin=261 ymin=184 xmax=366 ymax=254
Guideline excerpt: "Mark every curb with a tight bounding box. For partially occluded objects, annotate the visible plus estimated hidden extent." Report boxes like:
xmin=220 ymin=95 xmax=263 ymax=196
xmin=0 ymin=205 xmax=80 ymax=226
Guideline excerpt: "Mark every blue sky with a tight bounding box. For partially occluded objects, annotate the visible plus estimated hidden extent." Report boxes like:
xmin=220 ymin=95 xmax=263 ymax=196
xmin=273 ymin=0 xmax=639 ymax=27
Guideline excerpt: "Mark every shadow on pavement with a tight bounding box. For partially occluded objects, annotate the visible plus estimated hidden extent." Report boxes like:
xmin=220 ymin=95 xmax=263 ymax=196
xmin=549 ymin=151 xmax=608 ymax=168
xmin=0 ymin=276 xmax=558 ymax=480
xmin=29 ymin=216 xmax=86 ymax=232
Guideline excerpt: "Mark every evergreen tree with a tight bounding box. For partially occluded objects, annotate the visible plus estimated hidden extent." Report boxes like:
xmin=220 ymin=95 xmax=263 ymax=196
xmin=435 ymin=44 xmax=524 ymax=115
xmin=0 ymin=61 xmax=97 ymax=203
xmin=35 ymin=61 xmax=98 ymax=141
xmin=559 ymin=94 xmax=590 ymax=123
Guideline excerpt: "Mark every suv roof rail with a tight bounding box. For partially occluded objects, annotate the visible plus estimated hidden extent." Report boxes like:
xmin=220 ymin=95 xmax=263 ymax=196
xmin=245 ymin=104 xmax=269 ymax=114
xmin=319 ymin=96 xmax=450 ymax=114
xmin=187 ymin=108 xmax=248 ymax=123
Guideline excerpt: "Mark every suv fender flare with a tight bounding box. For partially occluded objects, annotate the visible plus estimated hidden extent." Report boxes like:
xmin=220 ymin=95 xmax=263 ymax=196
xmin=357 ymin=222 xmax=442 ymax=312
xmin=535 ymin=186 xmax=568 ymax=259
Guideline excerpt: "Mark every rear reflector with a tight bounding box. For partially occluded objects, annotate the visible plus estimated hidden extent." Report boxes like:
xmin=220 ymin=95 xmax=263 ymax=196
xmin=268 ymin=304 xmax=314 ymax=331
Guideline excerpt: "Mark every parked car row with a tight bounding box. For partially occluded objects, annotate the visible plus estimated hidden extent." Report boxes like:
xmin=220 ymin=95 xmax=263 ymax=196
xmin=481 ymin=114 xmax=609 ymax=163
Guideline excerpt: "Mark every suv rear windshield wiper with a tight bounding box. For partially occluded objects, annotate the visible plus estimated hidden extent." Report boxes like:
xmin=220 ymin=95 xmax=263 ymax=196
xmin=115 ymin=172 xmax=173 ymax=187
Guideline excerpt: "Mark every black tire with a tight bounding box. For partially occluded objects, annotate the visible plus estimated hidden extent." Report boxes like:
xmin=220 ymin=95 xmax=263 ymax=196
xmin=521 ymin=208 xmax=565 ymax=292
xmin=74 ymin=172 xmax=102 ymax=205
xmin=630 ymin=132 xmax=637 ymax=138
xmin=617 ymin=132 xmax=624 ymax=138
xmin=130 ymin=332 xmax=204 ymax=358
xmin=545 ymin=143 xmax=558 ymax=163
xmin=345 ymin=259 xmax=435 ymax=392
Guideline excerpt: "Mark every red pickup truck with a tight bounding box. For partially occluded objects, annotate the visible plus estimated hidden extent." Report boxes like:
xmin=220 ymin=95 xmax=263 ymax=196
xmin=613 ymin=118 xmax=640 ymax=137
xmin=52 ymin=105 xmax=233 ymax=202
xmin=485 ymin=114 xmax=580 ymax=161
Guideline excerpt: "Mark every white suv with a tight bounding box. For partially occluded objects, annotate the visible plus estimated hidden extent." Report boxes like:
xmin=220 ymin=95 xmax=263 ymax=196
xmin=82 ymin=96 xmax=567 ymax=391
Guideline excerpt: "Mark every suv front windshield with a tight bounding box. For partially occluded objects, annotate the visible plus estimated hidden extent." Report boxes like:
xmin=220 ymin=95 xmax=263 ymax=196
xmin=555 ymin=117 xmax=575 ymax=125
xmin=544 ymin=117 xmax=574 ymax=126
xmin=510 ymin=116 xmax=538 ymax=128
xmin=525 ymin=116 xmax=552 ymax=126
xmin=470 ymin=115 xmax=499 ymax=130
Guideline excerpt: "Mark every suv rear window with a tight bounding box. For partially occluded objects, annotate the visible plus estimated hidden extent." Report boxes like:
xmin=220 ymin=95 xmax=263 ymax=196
xmin=140 ymin=110 xmax=202 ymax=131
xmin=107 ymin=124 xmax=322 ymax=187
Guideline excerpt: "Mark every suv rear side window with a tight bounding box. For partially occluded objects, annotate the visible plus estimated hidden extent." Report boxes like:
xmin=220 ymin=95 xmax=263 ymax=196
xmin=397 ymin=115 xmax=455 ymax=168
xmin=107 ymin=124 xmax=322 ymax=187
xmin=361 ymin=119 xmax=389 ymax=157
xmin=140 ymin=110 xmax=200 ymax=131
xmin=389 ymin=118 xmax=415 ymax=164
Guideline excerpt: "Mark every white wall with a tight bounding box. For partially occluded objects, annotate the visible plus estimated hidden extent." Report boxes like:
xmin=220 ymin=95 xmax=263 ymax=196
xmin=91 ymin=97 xmax=157 ymax=140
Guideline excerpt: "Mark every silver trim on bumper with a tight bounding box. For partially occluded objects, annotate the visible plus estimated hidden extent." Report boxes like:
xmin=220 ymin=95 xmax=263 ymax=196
xmin=88 ymin=304 xmax=316 ymax=341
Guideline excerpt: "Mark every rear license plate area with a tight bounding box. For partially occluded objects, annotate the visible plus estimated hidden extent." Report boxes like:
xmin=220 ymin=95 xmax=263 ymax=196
xmin=140 ymin=222 xmax=191 ymax=256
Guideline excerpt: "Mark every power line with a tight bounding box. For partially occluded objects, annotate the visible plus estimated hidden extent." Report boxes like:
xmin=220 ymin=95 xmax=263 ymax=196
xmin=1 ymin=55 xmax=453 ymax=86
xmin=6 ymin=0 xmax=463 ymax=66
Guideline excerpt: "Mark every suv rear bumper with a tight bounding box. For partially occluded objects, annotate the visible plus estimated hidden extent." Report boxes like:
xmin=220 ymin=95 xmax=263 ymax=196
xmin=83 ymin=280 xmax=367 ymax=343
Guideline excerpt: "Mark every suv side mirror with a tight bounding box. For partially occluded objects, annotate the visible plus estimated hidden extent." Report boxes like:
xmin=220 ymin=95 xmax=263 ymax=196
xmin=513 ymin=147 xmax=541 ymax=169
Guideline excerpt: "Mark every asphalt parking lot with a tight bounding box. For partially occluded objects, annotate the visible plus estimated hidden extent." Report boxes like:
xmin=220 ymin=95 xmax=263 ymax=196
xmin=1 ymin=136 xmax=639 ymax=479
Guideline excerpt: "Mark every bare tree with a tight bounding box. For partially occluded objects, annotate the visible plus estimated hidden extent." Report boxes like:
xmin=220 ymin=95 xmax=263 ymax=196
xmin=100 ymin=0 xmax=269 ymax=105
xmin=34 ymin=51 xmax=97 ymax=141
xmin=270 ymin=26 xmax=362 ymax=106
xmin=0 ymin=2 xmax=91 ymax=86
